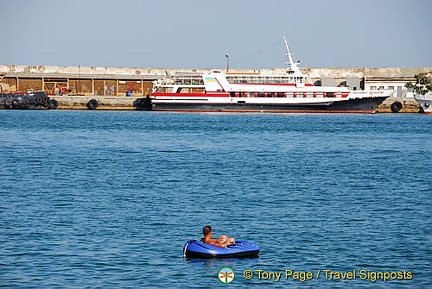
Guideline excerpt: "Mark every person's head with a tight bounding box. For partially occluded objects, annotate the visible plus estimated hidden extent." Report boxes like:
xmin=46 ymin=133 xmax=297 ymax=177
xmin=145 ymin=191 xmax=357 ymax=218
xmin=202 ymin=226 xmax=212 ymax=237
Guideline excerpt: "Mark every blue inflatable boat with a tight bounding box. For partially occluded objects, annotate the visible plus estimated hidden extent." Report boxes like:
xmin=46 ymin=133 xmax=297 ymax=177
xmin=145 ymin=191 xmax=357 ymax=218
xmin=183 ymin=240 xmax=260 ymax=258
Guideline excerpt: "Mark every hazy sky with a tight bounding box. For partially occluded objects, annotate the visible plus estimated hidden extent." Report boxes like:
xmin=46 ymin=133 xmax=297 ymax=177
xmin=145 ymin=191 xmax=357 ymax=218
xmin=2 ymin=0 xmax=431 ymax=69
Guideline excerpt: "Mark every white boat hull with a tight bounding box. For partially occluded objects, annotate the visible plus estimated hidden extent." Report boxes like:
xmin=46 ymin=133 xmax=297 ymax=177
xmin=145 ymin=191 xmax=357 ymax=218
xmin=414 ymin=93 xmax=432 ymax=115
xmin=151 ymin=95 xmax=389 ymax=113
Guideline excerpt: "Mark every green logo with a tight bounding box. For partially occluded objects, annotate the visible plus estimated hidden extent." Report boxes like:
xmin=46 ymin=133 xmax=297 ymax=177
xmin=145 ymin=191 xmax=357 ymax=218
xmin=218 ymin=267 xmax=235 ymax=284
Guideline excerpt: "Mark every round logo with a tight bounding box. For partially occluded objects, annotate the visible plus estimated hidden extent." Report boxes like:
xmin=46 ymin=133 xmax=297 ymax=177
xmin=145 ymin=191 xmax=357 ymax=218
xmin=218 ymin=267 xmax=235 ymax=284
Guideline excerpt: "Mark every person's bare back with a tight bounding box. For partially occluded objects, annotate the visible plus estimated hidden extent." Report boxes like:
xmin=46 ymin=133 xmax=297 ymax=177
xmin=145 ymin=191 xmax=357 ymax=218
xmin=201 ymin=226 xmax=235 ymax=248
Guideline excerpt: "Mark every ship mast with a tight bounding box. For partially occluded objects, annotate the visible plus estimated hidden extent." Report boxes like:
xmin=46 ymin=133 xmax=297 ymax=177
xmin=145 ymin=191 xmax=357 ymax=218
xmin=283 ymin=36 xmax=301 ymax=75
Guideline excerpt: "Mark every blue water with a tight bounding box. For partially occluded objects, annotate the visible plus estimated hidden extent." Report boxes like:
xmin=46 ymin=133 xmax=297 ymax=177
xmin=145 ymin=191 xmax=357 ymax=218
xmin=0 ymin=110 xmax=431 ymax=288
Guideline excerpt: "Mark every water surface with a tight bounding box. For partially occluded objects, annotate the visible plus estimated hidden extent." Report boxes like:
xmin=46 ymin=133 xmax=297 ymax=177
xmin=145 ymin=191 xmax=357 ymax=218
xmin=0 ymin=110 xmax=431 ymax=288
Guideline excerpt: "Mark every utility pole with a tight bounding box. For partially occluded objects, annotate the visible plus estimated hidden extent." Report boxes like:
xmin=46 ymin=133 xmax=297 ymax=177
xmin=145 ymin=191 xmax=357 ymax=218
xmin=225 ymin=54 xmax=229 ymax=73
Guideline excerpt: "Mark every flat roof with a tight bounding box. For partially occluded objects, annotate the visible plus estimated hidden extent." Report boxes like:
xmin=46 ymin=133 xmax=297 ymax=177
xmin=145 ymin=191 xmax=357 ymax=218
xmin=2 ymin=73 xmax=164 ymax=80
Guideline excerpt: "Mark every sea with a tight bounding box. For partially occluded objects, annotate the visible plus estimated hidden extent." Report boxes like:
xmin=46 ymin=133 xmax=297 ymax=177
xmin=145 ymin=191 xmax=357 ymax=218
xmin=0 ymin=110 xmax=431 ymax=288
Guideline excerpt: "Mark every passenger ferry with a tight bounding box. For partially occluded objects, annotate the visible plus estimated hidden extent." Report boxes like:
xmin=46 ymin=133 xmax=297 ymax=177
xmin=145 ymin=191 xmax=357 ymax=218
xmin=150 ymin=38 xmax=393 ymax=113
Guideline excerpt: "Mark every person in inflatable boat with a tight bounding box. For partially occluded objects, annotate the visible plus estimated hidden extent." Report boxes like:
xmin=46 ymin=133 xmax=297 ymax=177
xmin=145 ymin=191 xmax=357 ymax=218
xmin=201 ymin=225 xmax=235 ymax=247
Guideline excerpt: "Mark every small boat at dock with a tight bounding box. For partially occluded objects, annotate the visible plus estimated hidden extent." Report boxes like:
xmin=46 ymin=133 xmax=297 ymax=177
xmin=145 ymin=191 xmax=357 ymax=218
xmin=414 ymin=93 xmax=432 ymax=115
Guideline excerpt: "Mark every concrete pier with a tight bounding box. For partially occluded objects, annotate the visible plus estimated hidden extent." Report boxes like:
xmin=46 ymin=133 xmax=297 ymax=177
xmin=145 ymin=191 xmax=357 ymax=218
xmin=55 ymin=96 xmax=136 ymax=110
xmin=376 ymin=97 xmax=421 ymax=113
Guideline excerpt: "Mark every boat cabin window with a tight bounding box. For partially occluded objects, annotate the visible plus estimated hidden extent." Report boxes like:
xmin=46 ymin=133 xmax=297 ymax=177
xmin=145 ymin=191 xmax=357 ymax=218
xmin=175 ymin=87 xmax=205 ymax=93
xmin=176 ymin=87 xmax=185 ymax=93
xmin=191 ymin=88 xmax=205 ymax=93
xmin=267 ymin=92 xmax=274 ymax=98
xmin=277 ymin=92 xmax=285 ymax=98
xmin=258 ymin=92 xmax=265 ymax=97
xmin=326 ymin=92 xmax=335 ymax=98
xmin=249 ymin=92 xmax=256 ymax=97
xmin=227 ymin=75 xmax=307 ymax=84
xmin=159 ymin=87 xmax=172 ymax=93
xmin=175 ymin=77 xmax=204 ymax=85
xmin=296 ymin=77 xmax=303 ymax=83
xmin=230 ymin=92 xmax=235 ymax=97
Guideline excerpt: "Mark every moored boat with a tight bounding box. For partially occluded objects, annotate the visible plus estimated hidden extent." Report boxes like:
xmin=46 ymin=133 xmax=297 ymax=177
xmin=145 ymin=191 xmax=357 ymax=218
xmin=150 ymin=37 xmax=393 ymax=113
xmin=414 ymin=92 xmax=432 ymax=115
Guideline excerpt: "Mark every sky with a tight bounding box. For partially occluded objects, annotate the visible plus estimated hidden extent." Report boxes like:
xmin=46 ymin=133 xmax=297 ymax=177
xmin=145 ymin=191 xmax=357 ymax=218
xmin=2 ymin=0 xmax=432 ymax=69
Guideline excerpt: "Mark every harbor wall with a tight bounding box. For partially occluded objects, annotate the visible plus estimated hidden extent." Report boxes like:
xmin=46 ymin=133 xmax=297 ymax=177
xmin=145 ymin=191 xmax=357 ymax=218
xmin=54 ymin=96 xmax=136 ymax=110
xmin=2 ymin=65 xmax=431 ymax=81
